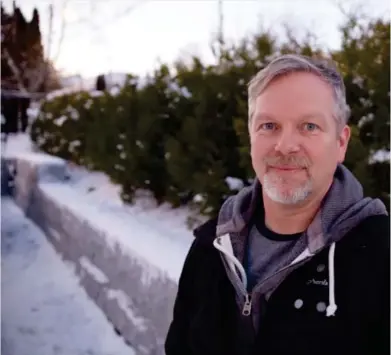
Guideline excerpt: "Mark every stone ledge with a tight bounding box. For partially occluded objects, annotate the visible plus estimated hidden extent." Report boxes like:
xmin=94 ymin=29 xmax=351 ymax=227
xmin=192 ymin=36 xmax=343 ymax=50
xmin=3 ymin=153 xmax=187 ymax=355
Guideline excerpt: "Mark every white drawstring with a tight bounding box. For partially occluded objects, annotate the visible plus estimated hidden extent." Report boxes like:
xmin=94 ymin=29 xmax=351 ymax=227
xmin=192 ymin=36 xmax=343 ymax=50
xmin=213 ymin=235 xmax=248 ymax=291
xmin=214 ymin=235 xmax=338 ymax=317
xmin=326 ymin=242 xmax=337 ymax=317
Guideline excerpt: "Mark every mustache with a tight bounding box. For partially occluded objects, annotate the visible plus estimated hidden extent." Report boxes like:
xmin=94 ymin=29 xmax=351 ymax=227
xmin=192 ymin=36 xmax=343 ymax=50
xmin=263 ymin=156 xmax=311 ymax=168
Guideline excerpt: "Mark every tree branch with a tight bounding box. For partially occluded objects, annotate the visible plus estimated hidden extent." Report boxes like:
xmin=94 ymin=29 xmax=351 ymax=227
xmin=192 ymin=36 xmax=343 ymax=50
xmin=52 ymin=0 xmax=69 ymax=64
xmin=2 ymin=48 xmax=28 ymax=92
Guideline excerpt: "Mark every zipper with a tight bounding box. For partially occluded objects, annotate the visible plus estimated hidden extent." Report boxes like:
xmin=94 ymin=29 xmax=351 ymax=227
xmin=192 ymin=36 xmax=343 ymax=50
xmin=218 ymin=251 xmax=254 ymax=318
xmin=217 ymin=236 xmax=313 ymax=319
xmin=226 ymin=248 xmax=312 ymax=318
xmin=253 ymin=248 xmax=313 ymax=293
xmin=242 ymin=293 xmax=252 ymax=316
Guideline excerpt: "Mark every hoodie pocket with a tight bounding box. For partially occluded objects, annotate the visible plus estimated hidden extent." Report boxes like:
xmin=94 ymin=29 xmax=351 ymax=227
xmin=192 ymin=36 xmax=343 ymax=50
xmin=258 ymin=254 xmax=347 ymax=354
xmin=188 ymin=276 xmax=238 ymax=355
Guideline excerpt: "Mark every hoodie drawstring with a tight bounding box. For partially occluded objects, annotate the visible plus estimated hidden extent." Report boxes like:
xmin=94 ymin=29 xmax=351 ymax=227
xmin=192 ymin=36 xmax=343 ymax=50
xmin=214 ymin=235 xmax=338 ymax=317
xmin=326 ymin=242 xmax=337 ymax=317
xmin=213 ymin=235 xmax=248 ymax=291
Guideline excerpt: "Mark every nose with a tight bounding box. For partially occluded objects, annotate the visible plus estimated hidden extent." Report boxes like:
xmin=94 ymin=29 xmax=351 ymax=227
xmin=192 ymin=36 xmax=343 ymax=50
xmin=274 ymin=128 xmax=300 ymax=155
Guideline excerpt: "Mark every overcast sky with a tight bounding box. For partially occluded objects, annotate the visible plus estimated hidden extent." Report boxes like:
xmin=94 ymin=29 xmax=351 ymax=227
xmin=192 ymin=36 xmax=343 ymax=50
xmin=4 ymin=0 xmax=390 ymax=78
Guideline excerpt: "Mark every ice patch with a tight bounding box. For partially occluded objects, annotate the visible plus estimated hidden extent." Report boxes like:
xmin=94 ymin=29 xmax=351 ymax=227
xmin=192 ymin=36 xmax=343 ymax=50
xmin=106 ymin=289 xmax=148 ymax=332
xmin=80 ymin=256 xmax=109 ymax=284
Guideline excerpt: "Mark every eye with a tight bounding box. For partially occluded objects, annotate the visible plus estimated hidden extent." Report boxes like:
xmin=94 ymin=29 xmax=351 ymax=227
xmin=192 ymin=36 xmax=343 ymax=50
xmin=303 ymin=122 xmax=319 ymax=132
xmin=259 ymin=122 xmax=277 ymax=131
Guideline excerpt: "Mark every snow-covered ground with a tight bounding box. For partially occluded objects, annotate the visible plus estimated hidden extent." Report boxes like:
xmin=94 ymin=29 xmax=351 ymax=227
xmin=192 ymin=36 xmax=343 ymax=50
xmin=2 ymin=133 xmax=204 ymax=240
xmin=1 ymin=197 xmax=136 ymax=355
xmin=1 ymin=134 xmax=200 ymax=280
xmin=1 ymin=133 xmax=202 ymax=353
xmin=62 ymin=163 xmax=200 ymax=249
xmin=1 ymin=133 xmax=36 ymax=158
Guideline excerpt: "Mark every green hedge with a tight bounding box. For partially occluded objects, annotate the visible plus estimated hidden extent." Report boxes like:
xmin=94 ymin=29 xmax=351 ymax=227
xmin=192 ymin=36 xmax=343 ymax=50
xmin=31 ymin=15 xmax=390 ymax=218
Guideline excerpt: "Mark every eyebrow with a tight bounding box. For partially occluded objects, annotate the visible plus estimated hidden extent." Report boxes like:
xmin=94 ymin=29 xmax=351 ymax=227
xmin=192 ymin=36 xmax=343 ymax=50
xmin=299 ymin=113 xmax=328 ymax=123
xmin=253 ymin=113 xmax=276 ymax=122
xmin=253 ymin=112 xmax=327 ymax=122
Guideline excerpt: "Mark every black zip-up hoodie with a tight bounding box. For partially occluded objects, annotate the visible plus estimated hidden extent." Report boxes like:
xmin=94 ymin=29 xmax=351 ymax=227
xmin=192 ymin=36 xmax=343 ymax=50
xmin=165 ymin=165 xmax=390 ymax=355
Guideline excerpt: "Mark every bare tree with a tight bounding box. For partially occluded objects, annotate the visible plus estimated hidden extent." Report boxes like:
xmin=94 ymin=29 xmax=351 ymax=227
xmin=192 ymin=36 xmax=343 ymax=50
xmin=1 ymin=0 xmax=71 ymax=94
xmin=2 ymin=0 xmax=148 ymax=94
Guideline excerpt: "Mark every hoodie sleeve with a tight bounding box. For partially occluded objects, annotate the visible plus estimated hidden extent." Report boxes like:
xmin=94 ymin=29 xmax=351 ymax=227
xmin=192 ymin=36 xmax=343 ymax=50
xmin=367 ymin=216 xmax=390 ymax=355
xmin=164 ymin=238 xmax=199 ymax=355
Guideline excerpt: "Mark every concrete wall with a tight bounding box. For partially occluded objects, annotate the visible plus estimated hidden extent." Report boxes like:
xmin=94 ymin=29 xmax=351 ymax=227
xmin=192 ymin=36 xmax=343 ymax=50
xmin=2 ymin=154 xmax=181 ymax=355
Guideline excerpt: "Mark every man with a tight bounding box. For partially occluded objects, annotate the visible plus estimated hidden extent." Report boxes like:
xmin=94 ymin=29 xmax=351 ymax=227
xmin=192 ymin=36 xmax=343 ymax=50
xmin=165 ymin=54 xmax=390 ymax=355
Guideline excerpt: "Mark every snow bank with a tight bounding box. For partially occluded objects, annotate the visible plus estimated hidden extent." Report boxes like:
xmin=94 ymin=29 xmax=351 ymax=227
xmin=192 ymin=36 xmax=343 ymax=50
xmin=1 ymin=197 xmax=135 ymax=355
xmin=1 ymin=132 xmax=36 ymax=158
xmin=45 ymin=87 xmax=86 ymax=101
xmin=4 ymin=151 xmax=195 ymax=355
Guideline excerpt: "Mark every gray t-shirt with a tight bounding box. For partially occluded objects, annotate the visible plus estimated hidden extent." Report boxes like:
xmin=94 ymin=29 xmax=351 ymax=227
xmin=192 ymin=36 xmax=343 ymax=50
xmin=245 ymin=213 xmax=307 ymax=292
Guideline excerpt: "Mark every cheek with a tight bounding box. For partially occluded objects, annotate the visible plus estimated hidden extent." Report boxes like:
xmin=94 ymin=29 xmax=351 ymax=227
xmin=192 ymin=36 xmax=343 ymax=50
xmin=314 ymin=141 xmax=339 ymax=161
xmin=250 ymin=138 xmax=267 ymax=160
xmin=307 ymin=142 xmax=339 ymax=175
xmin=250 ymin=139 xmax=269 ymax=175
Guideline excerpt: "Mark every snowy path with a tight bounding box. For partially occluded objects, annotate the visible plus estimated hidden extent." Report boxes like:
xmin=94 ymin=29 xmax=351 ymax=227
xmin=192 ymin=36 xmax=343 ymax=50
xmin=1 ymin=197 xmax=135 ymax=355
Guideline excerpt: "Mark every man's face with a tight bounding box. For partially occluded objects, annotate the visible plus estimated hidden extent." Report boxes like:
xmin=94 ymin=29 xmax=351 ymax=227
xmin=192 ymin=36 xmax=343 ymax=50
xmin=249 ymin=72 xmax=350 ymax=205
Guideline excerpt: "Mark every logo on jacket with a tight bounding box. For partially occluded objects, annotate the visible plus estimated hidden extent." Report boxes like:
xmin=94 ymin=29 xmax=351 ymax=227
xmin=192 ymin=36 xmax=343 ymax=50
xmin=306 ymin=278 xmax=328 ymax=286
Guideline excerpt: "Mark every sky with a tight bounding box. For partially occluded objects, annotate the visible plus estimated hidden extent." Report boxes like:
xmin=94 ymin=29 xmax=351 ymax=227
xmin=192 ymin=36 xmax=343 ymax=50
xmin=3 ymin=0 xmax=390 ymax=78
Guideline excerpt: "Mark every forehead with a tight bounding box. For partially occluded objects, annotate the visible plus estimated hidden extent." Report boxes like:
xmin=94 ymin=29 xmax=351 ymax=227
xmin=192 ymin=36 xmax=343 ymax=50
xmin=253 ymin=112 xmax=328 ymax=124
xmin=254 ymin=72 xmax=335 ymax=117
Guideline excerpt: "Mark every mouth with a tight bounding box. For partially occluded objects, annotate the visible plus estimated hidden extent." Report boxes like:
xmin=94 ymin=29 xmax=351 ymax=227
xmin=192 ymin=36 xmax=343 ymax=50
xmin=269 ymin=166 xmax=306 ymax=172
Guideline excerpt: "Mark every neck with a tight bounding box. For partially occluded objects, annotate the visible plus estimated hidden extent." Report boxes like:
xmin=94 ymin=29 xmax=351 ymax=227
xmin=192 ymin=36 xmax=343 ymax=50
xmin=262 ymin=182 xmax=332 ymax=235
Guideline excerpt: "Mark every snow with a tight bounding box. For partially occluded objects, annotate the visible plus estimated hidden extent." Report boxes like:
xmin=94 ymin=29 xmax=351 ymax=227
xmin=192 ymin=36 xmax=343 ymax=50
xmin=60 ymin=75 xmax=84 ymax=90
xmin=1 ymin=133 xmax=36 ymax=157
xmin=109 ymin=86 xmax=121 ymax=96
xmin=1 ymin=197 xmax=136 ymax=355
xmin=1 ymin=134 xmax=68 ymax=182
xmin=66 ymin=163 xmax=204 ymax=228
xmin=40 ymin=73 xmax=145 ymax=106
xmin=352 ymin=75 xmax=364 ymax=88
xmin=136 ymin=140 xmax=144 ymax=149
xmin=11 ymin=152 xmax=64 ymax=166
xmin=168 ymin=82 xmax=192 ymax=98
xmin=45 ymin=87 xmax=86 ymax=101
xmin=369 ymin=149 xmax=390 ymax=164
xmin=40 ymin=179 xmax=195 ymax=282
xmin=53 ymin=115 xmax=67 ymax=126
xmin=90 ymin=90 xmax=104 ymax=97
xmin=3 ymin=133 xmax=204 ymax=280
xmin=66 ymin=106 xmax=80 ymax=120
xmin=3 ymin=134 xmax=202 ymax=280
xmin=79 ymin=256 xmax=110 ymax=284
xmin=225 ymin=176 xmax=244 ymax=191
xmin=69 ymin=140 xmax=81 ymax=152
xmin=104 ymin=72 xmax=129 ymax=88
xmin=106 ymin=289 xmax=148 ymax=332
xmin=358 ymin=113 xmax=374 ymax=128
xmin=193 ymin=193 xmax=204 ymax=203
xmin=27 ymin=101 xmax=42 ymax=122
xmin=84 ymin=99 xmax=93 ymax=109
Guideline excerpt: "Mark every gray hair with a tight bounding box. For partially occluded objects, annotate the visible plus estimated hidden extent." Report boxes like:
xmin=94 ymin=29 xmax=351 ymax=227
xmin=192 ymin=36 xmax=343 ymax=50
xmin=247 ymin=54 xmax=350 ymax=131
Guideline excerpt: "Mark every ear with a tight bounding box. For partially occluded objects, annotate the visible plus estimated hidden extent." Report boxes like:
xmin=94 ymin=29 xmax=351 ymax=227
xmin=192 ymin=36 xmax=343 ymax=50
xmin=337 ymin=125 xmax=351 ymax=163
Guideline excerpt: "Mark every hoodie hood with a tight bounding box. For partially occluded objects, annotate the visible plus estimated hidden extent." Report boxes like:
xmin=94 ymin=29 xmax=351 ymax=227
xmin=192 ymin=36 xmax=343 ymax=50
xmin=217 ymin=163 xmax=387 ymax=250
xmin=213 ymin=164 xmax=388 ymax=321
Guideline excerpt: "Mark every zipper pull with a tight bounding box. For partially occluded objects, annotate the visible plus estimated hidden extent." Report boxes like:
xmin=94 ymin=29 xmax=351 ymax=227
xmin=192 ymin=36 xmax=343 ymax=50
xmin=242 ymin=294 xmax=252 ymax=316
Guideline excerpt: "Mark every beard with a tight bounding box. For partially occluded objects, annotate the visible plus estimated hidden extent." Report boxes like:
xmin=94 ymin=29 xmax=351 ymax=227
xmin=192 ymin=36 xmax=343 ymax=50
xmin=263 ymin=172 xmax=313 ymax=204
xmin=261 ymin=155 xmax=313 ymax=205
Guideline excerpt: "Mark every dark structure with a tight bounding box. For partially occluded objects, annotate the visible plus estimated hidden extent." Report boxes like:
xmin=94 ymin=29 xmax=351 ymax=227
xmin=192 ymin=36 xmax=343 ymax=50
xmin=1 ymin=2 xmax=45 ymax=134
xmin=96 ymin=74 xmax=107 ymax=91
xmin=1 ymin=91 xmax=32 ymax=134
